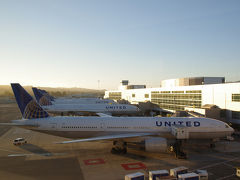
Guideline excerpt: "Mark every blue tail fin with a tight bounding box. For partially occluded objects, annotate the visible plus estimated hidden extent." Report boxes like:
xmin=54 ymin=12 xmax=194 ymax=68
xmin=32 ymin=88 xmax=41 ymax=102
xmin=11 ymin=83 xmax=49 ymax=119
xmin=32 ymin=88 xmax=52 ymax=106
xmin=40 ymin=89 xmax=55 ymax=101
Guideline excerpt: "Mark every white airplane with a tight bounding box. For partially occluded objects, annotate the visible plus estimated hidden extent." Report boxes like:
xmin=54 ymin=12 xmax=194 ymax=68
xmin=36 ymin=88 xmax=115 ymax=104
xmin=2 ymin=84 xmax=234 ymax=157
xmin=32 ymin=88 xmax=139 ymax=116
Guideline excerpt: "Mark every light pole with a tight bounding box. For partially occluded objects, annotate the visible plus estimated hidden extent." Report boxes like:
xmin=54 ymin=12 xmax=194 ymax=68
xmin=98 ymin=80 xmax=100 ymax=89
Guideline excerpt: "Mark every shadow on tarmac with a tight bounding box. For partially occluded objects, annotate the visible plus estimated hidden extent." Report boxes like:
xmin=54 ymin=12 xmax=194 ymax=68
xmin=18 ymin=144 xmax=52 ymax=156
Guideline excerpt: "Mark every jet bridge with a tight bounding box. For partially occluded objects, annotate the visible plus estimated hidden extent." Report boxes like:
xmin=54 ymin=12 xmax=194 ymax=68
xmin=171 ymin=125 xmax=189 ymax=140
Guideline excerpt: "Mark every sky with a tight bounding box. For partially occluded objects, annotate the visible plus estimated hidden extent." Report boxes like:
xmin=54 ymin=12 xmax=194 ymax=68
xmin=0 ymin=0 xmax=240 ymax=90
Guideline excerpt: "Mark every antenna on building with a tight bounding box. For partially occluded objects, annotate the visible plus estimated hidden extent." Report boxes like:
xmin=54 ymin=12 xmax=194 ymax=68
xmin=98 ymin=80 xmax=100 ymax=89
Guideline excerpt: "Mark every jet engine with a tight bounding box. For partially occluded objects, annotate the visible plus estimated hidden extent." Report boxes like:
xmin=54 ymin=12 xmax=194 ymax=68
xmin=144 ymin=137 xmax=168 ymax=153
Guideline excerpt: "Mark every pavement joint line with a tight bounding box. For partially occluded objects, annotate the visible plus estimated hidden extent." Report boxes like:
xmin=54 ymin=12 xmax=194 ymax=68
xmin=216 ymin=173 xmax=236 ymax=180
xmin=191 ymin=157 xmax=240 ymax=171
xmin=223 ymin=162 xmax=236 ymax=168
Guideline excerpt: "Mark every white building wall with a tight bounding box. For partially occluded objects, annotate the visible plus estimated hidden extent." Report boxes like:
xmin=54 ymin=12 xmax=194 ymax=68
xmin=201 ymin=85 xmax=214 ymax=105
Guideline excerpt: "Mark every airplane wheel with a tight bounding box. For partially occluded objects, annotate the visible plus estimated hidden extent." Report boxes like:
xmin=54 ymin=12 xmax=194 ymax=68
xmin=111 ymin=148 xmax=118 ymax=154
xmin=122 ymin=148 xmax=127 ymax=154
xmin=210 ymin=143 xmax=215 ymax=148
xmin=111 ymin=147 xmax=127 ymax=154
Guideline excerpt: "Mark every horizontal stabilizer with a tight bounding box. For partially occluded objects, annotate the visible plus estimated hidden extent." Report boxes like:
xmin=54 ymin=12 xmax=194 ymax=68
xmin=56 ymin=132 xmax=155 ymax=144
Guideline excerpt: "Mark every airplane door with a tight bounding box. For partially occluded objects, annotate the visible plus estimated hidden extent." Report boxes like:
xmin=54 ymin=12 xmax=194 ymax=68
xmin=50 ymin=123 xmax=57 ymax=130
xmin=100 ymin=121 xmax=105 ymax=131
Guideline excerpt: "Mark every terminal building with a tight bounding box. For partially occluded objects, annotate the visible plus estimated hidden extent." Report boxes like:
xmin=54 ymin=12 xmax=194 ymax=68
xmin=104 ymin=77 xmax=240 ymax=125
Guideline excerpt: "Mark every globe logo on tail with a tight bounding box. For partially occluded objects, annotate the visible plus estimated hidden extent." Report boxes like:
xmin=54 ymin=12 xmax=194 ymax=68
xmin=39 ymin=96 xmax=52 ymax=106
xmin=23 ymin=100 xmax=49 ymax=119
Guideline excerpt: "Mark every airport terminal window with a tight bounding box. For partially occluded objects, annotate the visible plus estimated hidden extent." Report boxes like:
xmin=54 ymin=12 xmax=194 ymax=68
xmin=151 ymin=90 xmax=202 ymax=111
xmin=232 ymin=94 xmax=240 ymax=102
xmin=172 ymin=91 xmax=184 ymax=93
xmin=109 ymin=92 xmax=122 ymax=100
xmin=186 ymin=90 xmax=201 ymax=93
xmin=160 ymin=91 xmax=171 ymax=94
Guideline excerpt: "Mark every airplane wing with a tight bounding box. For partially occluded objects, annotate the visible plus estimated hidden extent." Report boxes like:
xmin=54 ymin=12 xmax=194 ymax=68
xmin=56 ymin=132 xmax=155 ymax=144
xmin=96 ymin=113 xmax=112 ymax=117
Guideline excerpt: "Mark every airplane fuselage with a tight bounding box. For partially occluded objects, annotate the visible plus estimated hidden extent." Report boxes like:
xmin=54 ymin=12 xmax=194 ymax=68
xmin=13 ymin=117 xmax=233 ymax=140
xmin=42 ymin=104 xmax=140 ymax=115
xmin=53 ymin=98 xmax=115 ymax=104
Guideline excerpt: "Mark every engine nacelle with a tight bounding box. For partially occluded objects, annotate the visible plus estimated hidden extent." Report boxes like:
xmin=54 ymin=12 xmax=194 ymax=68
xmin=145 ymin=137 xmax=168 ymax=153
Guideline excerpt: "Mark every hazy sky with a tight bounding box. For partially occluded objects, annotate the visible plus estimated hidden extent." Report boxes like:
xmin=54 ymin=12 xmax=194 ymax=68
xmin=0 ymin=0 xmax=240 ymax=90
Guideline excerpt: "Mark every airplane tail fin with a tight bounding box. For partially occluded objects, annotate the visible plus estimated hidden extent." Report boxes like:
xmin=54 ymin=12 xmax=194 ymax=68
xmin=32 ymin=88 xmax=41 ymax=102
xmin=40 ymin=89 xmax=55 ymax=101
xmin=32 ymin=88 xmax=52 ymax=106
xmin=11 ymin=83 xmax=49 ymax=119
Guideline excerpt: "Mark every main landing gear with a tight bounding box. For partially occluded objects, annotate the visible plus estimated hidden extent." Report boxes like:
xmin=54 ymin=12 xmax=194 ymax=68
xmin=210 ymin=143 xmax=216 ymax=148
xmin=171 ymin=140 xmax=187 ymax=159
xmin=111 ymin=140 xmax=127 ymax=154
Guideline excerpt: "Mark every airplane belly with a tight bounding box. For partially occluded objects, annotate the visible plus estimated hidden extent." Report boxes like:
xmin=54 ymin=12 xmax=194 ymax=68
xmin=33 ymin=129 xmax=173 ymax=140
xmin=32 ymin=129 xmax=232 ymax=141
xmin=34 ymin=130 xmax=107 ymax=138
xmin=189 ymin=131 xmax=232 ymax=139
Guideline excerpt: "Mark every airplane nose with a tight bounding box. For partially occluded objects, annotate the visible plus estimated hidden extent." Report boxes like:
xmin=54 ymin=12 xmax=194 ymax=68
xmin=229 ymin=127 xmax=234 ymax=134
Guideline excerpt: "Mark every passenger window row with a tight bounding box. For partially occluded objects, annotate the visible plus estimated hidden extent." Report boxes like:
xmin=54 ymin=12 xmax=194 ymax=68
xmin=61 ymin=126 xmax=148 ymax=129
xmin=106 ymin=126 xmax=147 ymax=129
xmin=107 ymin=126 xmax=129 ymax=129
xmin=62 ymin=126 xmax=98 ymax=129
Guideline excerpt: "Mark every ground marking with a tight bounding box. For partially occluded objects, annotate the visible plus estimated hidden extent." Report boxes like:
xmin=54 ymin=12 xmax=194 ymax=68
xmin=121 ymin=162 xmax=146 ymax=170
xmin=223 ymin=162 xmax=235 ymax=168
xmin=83 ymin=158 xmax=105 ymax=165
xmin=191 ymin=157 xmax=240 ymax=171
xmin=216 ymin=174 xmax=236 ymax=180
xmin=190 ymin=156 xmax=239 ymax=179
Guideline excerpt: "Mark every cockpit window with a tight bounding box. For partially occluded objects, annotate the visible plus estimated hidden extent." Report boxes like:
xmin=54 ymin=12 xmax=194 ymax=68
xmin=225 ymin=124 xmax=230 ymax=128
